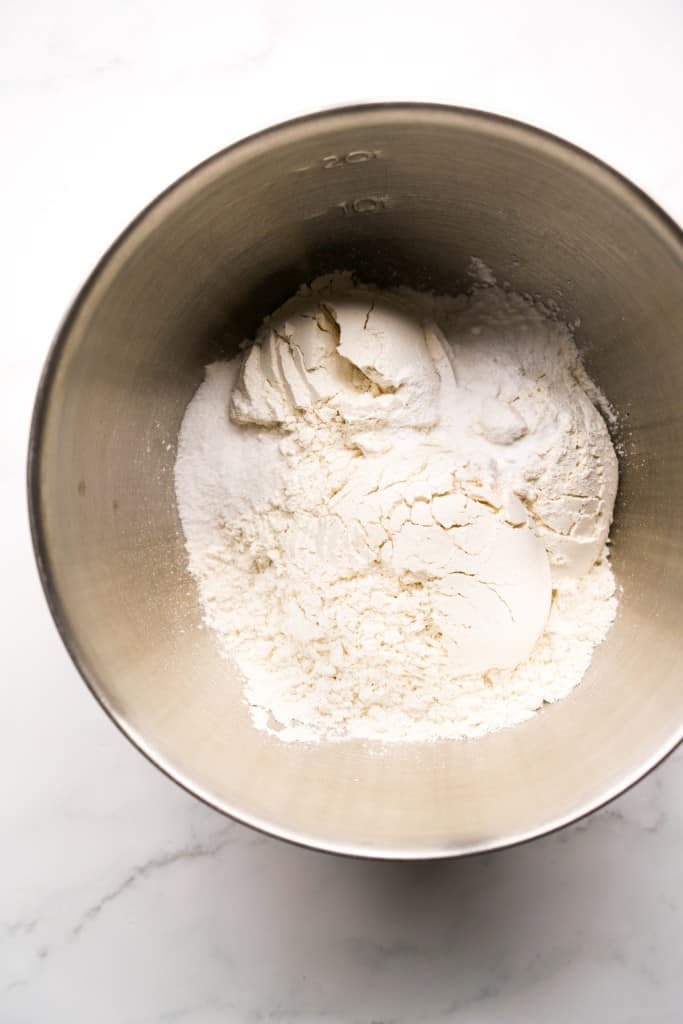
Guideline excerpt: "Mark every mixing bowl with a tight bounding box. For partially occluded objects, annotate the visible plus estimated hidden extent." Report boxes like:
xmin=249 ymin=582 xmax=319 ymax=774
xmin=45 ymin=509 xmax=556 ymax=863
xmin=29 ymin=104 xmax=683 ymax=858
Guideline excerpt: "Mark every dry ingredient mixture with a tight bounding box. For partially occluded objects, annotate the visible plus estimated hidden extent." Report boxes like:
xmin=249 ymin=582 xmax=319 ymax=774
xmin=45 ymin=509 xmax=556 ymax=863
xmin=174 ymin=271 xmax=619 ymax=743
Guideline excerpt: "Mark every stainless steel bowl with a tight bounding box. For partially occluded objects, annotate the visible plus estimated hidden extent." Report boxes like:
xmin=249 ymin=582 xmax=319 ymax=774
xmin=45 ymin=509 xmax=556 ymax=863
xmin=29 ymin=104 xmax=683 ymax=858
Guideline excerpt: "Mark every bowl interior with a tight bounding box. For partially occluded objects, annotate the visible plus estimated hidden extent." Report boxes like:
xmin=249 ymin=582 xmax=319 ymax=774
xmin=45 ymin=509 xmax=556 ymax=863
xmin=30 ymin=105 xmax=683 ymax=857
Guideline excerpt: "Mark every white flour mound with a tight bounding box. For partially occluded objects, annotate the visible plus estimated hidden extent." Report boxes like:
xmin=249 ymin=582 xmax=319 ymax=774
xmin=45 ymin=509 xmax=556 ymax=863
xmin=174 ymin=274 xmax=618 ymax=743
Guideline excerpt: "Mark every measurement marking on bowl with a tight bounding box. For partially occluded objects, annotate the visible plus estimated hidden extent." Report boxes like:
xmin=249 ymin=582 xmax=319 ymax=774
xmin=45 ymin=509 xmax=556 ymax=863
xmin=339 ymin=195 xmax=390 ymax=215
xmin=322 ymin=150 xmax=381 ymax=169
xmin=291 ymin=150 xmax=382 ymax=174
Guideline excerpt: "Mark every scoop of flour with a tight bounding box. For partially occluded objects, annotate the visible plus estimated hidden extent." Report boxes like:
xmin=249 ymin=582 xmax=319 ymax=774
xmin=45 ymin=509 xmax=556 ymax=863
xmin=231 ymin=291 xmax=441 ymax=443
xmin=441 ymin=288 xmax=619 ymax=579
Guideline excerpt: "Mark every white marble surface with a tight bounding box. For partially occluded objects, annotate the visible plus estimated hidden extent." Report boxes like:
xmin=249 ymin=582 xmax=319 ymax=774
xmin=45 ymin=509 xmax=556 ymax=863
xmin=3 ymin=1 xmax=683 ymax=1020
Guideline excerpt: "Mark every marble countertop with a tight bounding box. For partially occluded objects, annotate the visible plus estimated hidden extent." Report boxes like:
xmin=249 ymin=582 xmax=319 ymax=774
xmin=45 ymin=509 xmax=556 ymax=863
xmin=3 ymin=1 xmax=682 ymax=1021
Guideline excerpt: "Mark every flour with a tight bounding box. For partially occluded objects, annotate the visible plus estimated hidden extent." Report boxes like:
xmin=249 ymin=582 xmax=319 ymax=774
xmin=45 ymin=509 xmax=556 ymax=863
xmin=174 ymin=273 xmax=618 ymax=743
